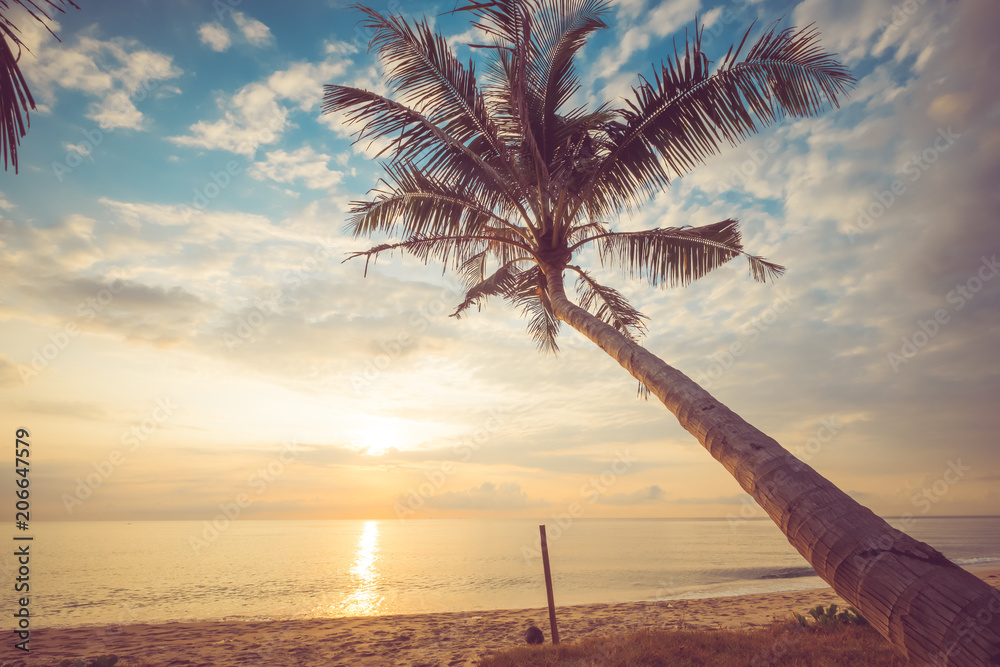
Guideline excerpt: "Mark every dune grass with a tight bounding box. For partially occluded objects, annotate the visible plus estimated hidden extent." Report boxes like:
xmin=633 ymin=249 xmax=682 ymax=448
xmin=476 ymin=621 xmax=907 ymax=666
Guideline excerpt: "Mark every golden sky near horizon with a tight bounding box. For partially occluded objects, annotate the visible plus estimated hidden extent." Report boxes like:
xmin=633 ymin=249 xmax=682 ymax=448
xmin=1 ymin=0 xmax=999 ymax=524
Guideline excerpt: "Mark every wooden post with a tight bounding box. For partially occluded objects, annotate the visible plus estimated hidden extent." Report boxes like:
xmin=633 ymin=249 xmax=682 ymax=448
xmin=539 ymin=524 xmax=559 ymax=644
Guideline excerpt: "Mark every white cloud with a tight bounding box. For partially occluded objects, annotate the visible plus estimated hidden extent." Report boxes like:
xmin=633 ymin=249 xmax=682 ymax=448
xmin=199 ymin=22 xmax=231 ymax=52
xmin=170 ymin=83 xmax=288 ymax=157
xmin=170 ymin=55 xmax=350 ymax=156
xmin=614 ymin=0 xmax=648 ymax=22
xmin=267 ymin=59 xmax=349 ymax=111
xmin=702 ymin=6 xmax=723 ymax=28
xmin=325 ymin=40 xmax=359 ymax=56
xmin=594 ymin=0 xmax=700 ymax=82
xmin=232 ymin=12 xmax=273 ymax=47
xmin=19 ymin=29 xmax=182 ymax=131
xmin=249 ymin=147 xmax=345 ymax=191
xmin=62 ymin=141 xmax=92 ymax=156
xmin=792 ymin=0 xmax=897 ymax=65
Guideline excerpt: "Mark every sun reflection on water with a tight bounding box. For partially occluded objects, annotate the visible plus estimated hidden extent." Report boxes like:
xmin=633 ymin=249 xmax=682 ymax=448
xmin=338 ymin=520 xmax=385 ymax=616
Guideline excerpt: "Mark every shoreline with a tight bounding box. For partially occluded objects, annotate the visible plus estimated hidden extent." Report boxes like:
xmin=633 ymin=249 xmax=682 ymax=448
xmin=23 ymin=569 xmax=1000 ymax=666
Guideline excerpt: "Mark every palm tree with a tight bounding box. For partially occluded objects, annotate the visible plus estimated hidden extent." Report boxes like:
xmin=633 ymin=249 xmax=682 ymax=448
xmin=0 ymin=0 xmax=77 ymax=172
xmin=324 ymin=1 xmax=1000 ymax=663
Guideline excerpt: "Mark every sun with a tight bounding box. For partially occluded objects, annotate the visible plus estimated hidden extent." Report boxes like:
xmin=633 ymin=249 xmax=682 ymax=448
xmin=351 ymin=419 xmax=409 ymax=456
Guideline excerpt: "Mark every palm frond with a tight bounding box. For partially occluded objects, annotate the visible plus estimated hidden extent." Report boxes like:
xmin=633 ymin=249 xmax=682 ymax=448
xmin=347 ymin=161 xmax=525 ymax=243
xmin=451 ymin=259 xmax=525 ymax=317
xmin=531 ymin=0 xmax=609 ymax=159
xmin=570 ymin=265 xmax=647 ymax=342
xmin=566 ymin=219 xmax=609 ymax=245
xmin=448 ymin=0 xmax=539 ymax=52
xmin=323 ymin=86 xmax=526 ymax=218
xmin=0 ymin=0 xmax=78 ymax=173
xmin=581 ymin=19 xmax=854 ymax=218
xmin=357 ymin=5 xmax=508 ymax=161
xmin=577 ymin=218 xmax=785 ymax=287
xmin=509 ymin=265 xmax=560 ymax=352
xmin=344 ymin=230 xmax=531 ymax=277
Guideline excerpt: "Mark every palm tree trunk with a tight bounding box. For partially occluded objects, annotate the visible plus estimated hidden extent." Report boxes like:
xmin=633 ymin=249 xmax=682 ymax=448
xmin=545 ymin=269 xmax=1000 ymax=666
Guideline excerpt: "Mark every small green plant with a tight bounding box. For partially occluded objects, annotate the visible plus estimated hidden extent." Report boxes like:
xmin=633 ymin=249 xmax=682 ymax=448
xmin=809 ymin=603 xmax=842 ymax=629
xmin=791 ymin=604 xmax=867 ymax=632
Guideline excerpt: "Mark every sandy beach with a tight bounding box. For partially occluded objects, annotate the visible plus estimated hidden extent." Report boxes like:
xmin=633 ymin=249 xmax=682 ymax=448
xmin=17 ymin=569 xmax=999 ymax=667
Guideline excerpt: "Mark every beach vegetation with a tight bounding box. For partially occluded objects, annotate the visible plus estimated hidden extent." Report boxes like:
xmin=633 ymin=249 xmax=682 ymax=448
xmin=792 ymin=603 xmax=867 ymax=631
xmin=476 ymin=621 xmax=905 ymax=666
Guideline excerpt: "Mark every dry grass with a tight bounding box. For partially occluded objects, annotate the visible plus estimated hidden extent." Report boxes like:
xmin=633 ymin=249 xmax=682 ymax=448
xmin=475 ymin=622 xmax=908 ymax=666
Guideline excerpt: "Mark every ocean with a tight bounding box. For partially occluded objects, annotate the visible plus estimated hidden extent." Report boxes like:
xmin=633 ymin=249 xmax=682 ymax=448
xmin=11 ymin=516 xmax=1000 ymax=629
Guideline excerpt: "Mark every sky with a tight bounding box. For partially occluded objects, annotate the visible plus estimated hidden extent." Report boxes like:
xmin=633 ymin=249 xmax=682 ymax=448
xmin=1 ymin=0 xmax=998 ymax=524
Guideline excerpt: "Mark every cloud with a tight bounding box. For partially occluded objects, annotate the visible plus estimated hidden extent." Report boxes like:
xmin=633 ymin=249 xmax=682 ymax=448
xmin=593 ymin=0 xmax=700 ymax=83
xmin=792 ymin=0 xmax=898 ymax=65
xmin=199 ymin=22 xmax=231 ymax=52
xmin=596 ymin=484 xmax=666 ymax=505
xmin=232 ymin=12 xmax=273 ymax=47
xmin=169 ymin=82 xmax=288 ymax=156
xmin=421 ymin=482 xmax=546 ymax=510
xmin=249 ymin=147 xmax=344 ymax=190
xmin=20 ymin=27 xmax=182 ymax=131
xmin=170 ymin=57 xmax=349 ymax=156
xmin=266 ymin=59 xmax=349 ymax=111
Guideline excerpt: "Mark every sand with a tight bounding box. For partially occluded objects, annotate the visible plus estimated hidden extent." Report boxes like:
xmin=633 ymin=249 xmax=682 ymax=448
xmin=15 ymin=569 xmax=1000 ymax=667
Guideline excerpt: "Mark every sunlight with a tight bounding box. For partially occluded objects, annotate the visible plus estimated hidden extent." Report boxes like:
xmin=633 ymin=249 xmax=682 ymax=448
xmin=338 ymin=521 xmax=385 ymax=616
xmin=351 ymin=420 xmax=409 ymax=456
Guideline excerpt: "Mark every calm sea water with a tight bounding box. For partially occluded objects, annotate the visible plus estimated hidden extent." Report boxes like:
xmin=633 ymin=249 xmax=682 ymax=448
xmin=7 ymin=517 xmax=999 ymax=629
